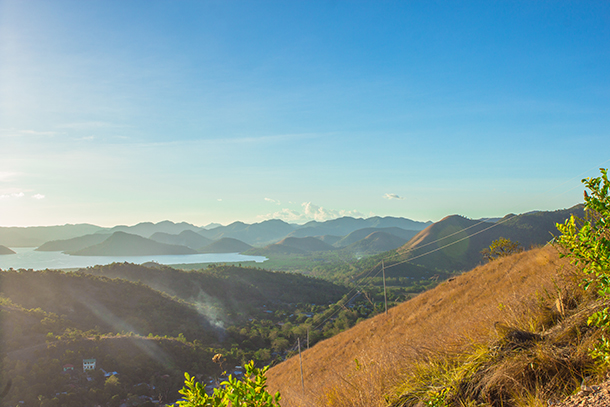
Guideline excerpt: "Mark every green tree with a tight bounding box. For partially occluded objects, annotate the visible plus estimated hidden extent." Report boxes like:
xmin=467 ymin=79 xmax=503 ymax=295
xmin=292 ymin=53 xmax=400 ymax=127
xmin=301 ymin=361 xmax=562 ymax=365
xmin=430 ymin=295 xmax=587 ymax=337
xmin=481 ymin=237 xmax=523 ymax=262
xmin=556 ymin=168 xmax=610 ymax=364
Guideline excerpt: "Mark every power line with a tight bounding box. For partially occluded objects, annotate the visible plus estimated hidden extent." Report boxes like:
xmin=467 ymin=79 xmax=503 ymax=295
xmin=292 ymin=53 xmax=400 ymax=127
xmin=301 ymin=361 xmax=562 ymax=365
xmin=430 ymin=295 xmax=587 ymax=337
xmin=292 ymin=162 xmax=609 ymax=345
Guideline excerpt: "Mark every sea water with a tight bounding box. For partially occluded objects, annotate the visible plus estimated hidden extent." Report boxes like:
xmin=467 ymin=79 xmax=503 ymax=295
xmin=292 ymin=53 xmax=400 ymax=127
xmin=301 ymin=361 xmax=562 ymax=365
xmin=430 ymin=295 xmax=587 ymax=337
xmin=0 ymin=247 xmax=267 ymax=271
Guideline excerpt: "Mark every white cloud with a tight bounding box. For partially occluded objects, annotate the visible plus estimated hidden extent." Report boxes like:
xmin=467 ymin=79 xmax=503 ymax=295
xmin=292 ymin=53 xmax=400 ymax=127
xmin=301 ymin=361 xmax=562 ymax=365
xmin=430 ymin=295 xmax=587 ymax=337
xmin=383 ymin=193 xmax=404 ymax=200
xmin=258 ymin=208 xmax=303 ymax=222
xmin=32 ymin=194 xmax=45 ymax=200
xmin=217 ymin=198 xmax=223 ymax=201
xmin=258 ymin=202 xmax=364 ymax=223
xmin=0 ymin=192 xmax=24 ymax=200
xmin=264 ymin=197 xmax=281 ymax=205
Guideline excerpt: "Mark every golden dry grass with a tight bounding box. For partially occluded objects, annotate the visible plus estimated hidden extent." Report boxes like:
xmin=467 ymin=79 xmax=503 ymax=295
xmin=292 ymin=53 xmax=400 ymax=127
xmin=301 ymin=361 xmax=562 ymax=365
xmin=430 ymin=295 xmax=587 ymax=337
xmin=266 ymin=245 xmax=576 ymax=407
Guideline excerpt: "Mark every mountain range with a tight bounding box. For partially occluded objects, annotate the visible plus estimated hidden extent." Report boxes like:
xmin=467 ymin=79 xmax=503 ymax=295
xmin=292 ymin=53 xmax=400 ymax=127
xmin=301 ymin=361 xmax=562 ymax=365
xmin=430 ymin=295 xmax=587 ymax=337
xmin=0 ymin=216 xmax=430 ymax=248
xmin=0 ymin=207 xmax=582 ymax=265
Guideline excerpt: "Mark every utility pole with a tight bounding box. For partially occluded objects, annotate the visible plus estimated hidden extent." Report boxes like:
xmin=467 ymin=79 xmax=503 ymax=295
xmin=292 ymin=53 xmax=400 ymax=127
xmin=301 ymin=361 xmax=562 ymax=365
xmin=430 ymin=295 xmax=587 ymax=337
xmin=382 ymin=260 xmax=388 ymax=315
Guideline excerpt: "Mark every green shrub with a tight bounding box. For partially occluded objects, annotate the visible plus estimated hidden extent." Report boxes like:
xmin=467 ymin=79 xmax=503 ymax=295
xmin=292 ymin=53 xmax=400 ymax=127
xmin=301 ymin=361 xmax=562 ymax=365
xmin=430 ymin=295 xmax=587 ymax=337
xmin=556 ymin=168 xmax=610 ymax=364
xmin=178 ymin=360 xmax=281 ymax=407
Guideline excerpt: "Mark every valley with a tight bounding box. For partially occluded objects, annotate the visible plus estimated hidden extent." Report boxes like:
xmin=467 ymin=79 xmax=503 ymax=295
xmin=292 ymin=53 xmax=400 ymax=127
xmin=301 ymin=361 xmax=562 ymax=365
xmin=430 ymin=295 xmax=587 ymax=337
xmin=0 ymin=205 xmax=586 ymax=406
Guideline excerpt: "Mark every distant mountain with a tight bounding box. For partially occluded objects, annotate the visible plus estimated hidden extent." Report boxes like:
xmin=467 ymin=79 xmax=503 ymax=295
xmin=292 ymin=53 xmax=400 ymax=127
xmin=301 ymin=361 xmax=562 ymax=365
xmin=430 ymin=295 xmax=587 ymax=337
xmin=101 ymin=220 xmax=200 ymax=238
xmin=0 ymin=245 xmax=15 ymax=255
xmin=149 ymin=230 xmax=213 ymax=249
xmin=344 ymin=231 xmax=409 ymax=254
xmin=396 ymin=205 xmax=584 ymax=272
xmin=276 ymin=236 xmax=335 ymax=252
xmin=288 ymin=216 xmax=431 ymax=238
xmin=334 ymin=227 xmax=419 ymax=247
xmin=316 ymin=235 xmax=343 ymax=245
xmin=199 ymin=237 xmax=253 ymax=254
xmin=203 ymin=222 xmax=222 ymax=230
xmin=35 ymin=233 xmax=111 ymax=252
xmin=198 ymin=219 xmax=297 ymax=246
xmin=476 ymin=217 xmax=502 ymax=223
xmin=248 ymin=236 xmax=336 ymax=255
xmin=0 ymin=224 xmax=104 ymax=247
xmin=69 ymin=231 xmax=197 ymax=256
xmin=0 ymin=216 xmax=431 ymax=250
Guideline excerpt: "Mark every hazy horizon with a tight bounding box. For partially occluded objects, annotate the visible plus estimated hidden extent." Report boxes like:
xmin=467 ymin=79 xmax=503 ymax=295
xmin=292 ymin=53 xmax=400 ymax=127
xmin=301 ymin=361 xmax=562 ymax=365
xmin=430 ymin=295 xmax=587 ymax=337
xmin=1 ymin=1 xmax=608 ymax=227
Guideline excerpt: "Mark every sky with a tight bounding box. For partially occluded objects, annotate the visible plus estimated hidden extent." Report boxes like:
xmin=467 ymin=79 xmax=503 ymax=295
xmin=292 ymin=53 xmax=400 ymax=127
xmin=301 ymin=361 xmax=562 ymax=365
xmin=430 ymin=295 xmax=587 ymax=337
xmin=0 ymin=1 xmax=609 ymax=227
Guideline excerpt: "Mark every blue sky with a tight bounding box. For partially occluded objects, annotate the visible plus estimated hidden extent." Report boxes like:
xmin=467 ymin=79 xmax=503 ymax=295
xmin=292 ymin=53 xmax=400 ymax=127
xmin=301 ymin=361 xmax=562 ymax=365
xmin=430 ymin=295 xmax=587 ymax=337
xmin=1 ymin=1 xmax=608 ymax=227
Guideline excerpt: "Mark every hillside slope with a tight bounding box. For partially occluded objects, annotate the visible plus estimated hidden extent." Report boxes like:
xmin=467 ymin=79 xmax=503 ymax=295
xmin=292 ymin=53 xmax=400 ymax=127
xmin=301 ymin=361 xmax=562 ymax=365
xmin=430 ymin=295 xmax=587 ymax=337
xmin=150 ymin=229 xmax=213 ymax=249
xmin=70 ymin=231 xmax=197 ymax=256
xmin=344 ymin=231 xmax=409 ymax=254
xmin=79 ymin=262 xmax=348 ymax=323
xmin=199 ymin=237 xmax=252 ymax=253
xmin=334 ymin=227 xmax=418 ymax=247
xmin=35 ymin=233 xmax=111 ymax=252
xmin=288 ymin=216 xmax=429 ymax=238
xmin=0 ymin=269 xmax=215 ymax=341
xmin=396 ymin=205 xmax=583 ymax=272
xmin=0 ymin=224 xmax=103 ymax=247
xmin=267 ymin=245 xmax=572 ymax=407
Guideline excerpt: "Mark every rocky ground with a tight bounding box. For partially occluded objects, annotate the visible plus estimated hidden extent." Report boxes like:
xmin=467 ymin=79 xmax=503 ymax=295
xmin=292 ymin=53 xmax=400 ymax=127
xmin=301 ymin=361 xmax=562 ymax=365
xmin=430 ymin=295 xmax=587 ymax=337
xmin=553 ymin=379 xmax=610 ymax=407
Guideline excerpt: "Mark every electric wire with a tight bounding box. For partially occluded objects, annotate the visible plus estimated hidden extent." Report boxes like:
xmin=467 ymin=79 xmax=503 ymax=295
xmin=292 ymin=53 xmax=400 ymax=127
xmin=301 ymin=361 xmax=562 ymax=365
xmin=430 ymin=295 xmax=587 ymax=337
xmin=292 ymin=161 xmax=609 ymax=345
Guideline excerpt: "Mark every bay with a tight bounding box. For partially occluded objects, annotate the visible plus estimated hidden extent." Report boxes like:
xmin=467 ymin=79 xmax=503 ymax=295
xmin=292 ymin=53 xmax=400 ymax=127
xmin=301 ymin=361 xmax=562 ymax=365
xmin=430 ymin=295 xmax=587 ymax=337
xmin=0 ymin=247 xmax=267 ymax=271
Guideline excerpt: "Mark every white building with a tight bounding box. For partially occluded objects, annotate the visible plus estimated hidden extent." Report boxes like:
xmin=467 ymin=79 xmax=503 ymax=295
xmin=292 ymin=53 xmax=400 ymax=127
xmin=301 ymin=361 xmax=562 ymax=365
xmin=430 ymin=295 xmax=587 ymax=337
xmin=83 ymin=358 xmax=96 ymax=372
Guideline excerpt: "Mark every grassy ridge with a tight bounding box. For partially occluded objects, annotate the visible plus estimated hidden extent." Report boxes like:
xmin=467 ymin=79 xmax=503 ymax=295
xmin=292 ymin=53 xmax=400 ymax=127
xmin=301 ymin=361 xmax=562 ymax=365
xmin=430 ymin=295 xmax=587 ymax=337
xmin=266 ymin=245 xmax=595 ymax=407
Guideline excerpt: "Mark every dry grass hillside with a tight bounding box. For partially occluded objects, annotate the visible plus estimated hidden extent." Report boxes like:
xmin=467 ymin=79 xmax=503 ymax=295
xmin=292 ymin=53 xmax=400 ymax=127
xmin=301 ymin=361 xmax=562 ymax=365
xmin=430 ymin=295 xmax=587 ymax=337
xmin=267 ymin=245 xmax=585 ymax=407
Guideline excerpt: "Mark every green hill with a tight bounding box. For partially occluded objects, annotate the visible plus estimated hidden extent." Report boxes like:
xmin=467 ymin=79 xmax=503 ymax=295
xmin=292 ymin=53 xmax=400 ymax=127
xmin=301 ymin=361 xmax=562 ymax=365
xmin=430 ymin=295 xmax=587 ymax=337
xmin=288 ymin=216 xmax=430 ymax=238
xmin=104 ymin=220 xmax=201 ymax=237
xmin=344 ymin=231 xmax=409 ymax=254
xmin=198 ymin=237 xmax=252 ymax=253
xmin=334 ymin=227 xmax=417 ymax=247
xmin=198 ymin=219 xmax=297 ymax=246
xmin=277 ymin=236 xmax=335 ymax=252
xmin=79 ymin=262 xmax=348 ymax=321
xmin=0 ymin=269 xmax=215 ymax=341
xmin=0 ymin=245 xmax=15 ymax=255
xmin=69 ymin=231 xmax=197 ymax=256
xmin=247 ymin=236 xmax=336 ymax=256
xmin=150 ymin=229 xmax=213 ymax=249
xmin=0 ymin=223 xmax=103 ymax=247
xmin=35 ymin=233 xmax=111 ymax=252
xmin=316 ymin=235 xmax=343 ymax=245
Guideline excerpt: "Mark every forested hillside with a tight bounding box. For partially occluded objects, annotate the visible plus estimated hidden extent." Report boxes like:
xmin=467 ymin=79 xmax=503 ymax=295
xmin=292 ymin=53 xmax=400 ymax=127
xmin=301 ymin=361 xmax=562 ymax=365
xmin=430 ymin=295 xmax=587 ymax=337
xmin=0 ymin=264 xmax=358 ymax=406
